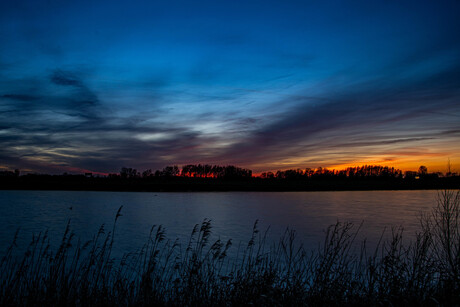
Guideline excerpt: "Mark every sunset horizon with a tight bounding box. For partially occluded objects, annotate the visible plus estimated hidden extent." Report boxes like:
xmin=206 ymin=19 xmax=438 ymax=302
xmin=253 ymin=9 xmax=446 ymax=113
xmin=1 ymin=149 xmax=458 ymax=176
xmin=2 ymin=2 xmax=460 ymax=304
xmin=3 ymin=160 xmax=456 ymax=177
xmin=1 ymin=1 xmax=459 ymax=176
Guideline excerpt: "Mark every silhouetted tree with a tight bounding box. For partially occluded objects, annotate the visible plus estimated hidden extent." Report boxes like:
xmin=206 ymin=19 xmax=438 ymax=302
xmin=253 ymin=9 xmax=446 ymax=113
xmin=260 ymin=171 xmax=275 ymax=179
xmin=180 ymin=164 xmax=251 ymax=179
xmin=161 ymin=165 xmax=180 ymax=177
xmin=120 ymin=167 xmax=139 ymax=179
xmin=418 ymin=165 xmax=428 ymax=176
xmin=142 ymin=169 xmax=153 ymax=178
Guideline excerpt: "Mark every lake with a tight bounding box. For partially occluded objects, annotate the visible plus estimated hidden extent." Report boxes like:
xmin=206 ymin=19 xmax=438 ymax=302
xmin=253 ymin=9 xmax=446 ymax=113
xmin=0 ymin=190 xmax=441 ymax=258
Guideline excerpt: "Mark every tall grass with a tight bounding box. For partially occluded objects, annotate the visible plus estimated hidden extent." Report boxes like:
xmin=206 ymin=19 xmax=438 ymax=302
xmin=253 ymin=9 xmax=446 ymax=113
xmin=1 ymin=190 xmax=459 ymax=306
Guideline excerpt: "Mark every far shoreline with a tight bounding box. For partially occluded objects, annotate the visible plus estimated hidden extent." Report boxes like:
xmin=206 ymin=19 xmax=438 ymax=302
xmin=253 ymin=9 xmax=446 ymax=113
xmin=1 ymin=176 xmax=459 ymax=193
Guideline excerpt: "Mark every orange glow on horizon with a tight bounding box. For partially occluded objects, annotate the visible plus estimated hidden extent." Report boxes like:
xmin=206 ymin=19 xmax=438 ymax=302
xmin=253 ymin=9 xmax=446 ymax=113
xmin=328 ymin=158 xmax=457 ymax=174
xmin=251 ymin=157 xmax=459 ymax=177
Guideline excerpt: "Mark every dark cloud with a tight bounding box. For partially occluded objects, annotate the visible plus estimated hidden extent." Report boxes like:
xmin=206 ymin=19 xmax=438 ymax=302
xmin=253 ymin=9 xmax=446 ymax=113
xmin=1 ymin=0 xmax=459 ymax=174
xmin=2 ymin=56 xmax=459 ymax=174
xmin=55 ymin=73 xmax=100 ymax=119
xmin=50 ymin=70 xmax=83 ymax=87
xmin=0 ymin=108 xmax=212 ymax=173
xmin=1 ymin=94 xmax=40 ymax=102
xmin=0 ymin=68 xmax=221 ymax=173
xmin=327 ymin=137 xmax=436 ymax=149
xmin=213 ymin=61 xmax=460 ymax=168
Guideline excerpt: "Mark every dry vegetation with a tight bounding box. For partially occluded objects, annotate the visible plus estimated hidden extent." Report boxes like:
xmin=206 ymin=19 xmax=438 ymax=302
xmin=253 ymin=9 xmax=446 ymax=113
xmin=1 ymin=191 xmax=459 ymax=306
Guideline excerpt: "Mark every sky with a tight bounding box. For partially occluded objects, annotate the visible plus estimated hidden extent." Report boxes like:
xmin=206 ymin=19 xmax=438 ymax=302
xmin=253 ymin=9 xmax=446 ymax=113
xmin=1 ymin=0 xmax=460 ymax=174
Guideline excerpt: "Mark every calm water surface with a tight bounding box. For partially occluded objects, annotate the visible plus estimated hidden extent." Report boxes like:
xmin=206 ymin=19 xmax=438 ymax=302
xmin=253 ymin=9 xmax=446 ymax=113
xmin=0 ymin=190 xmax=440 ymax=257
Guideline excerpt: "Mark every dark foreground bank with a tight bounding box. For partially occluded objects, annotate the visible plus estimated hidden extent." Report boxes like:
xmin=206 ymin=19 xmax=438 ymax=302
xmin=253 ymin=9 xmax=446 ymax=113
xmin=1 ymin=175 xmax=460 ymax=191
xmin=1 ymin=190 xmax=459 ymax=306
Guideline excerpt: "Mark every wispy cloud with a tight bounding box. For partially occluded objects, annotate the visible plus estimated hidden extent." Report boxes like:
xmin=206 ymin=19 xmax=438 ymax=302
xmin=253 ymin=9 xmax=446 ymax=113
xmin=213 ymin=59 xmax=460 ymax=171
xmin=1 ymin=1 xmax=460 ymax=173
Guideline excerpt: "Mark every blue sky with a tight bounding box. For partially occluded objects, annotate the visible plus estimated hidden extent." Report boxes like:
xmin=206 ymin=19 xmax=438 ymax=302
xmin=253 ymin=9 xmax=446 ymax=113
xmin=1 ymin=0 xmax=459 ymax=174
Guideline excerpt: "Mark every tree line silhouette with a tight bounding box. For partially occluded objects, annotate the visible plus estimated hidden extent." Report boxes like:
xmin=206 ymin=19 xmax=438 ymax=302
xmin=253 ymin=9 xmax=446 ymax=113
xmin=260 ymin=165 xmax=443 ymax=180
xmin=113 ymin=164 xmax=252 ymax=180
xmin=1 ymin=164 xmax=458 ymax=191
xmin=0 ymin=164 xmax=457 ymax=180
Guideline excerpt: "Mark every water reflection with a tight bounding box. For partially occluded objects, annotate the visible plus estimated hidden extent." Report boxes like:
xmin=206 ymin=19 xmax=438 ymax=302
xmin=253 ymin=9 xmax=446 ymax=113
xmin=0 ymin=190 xmax=438 ymax=258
